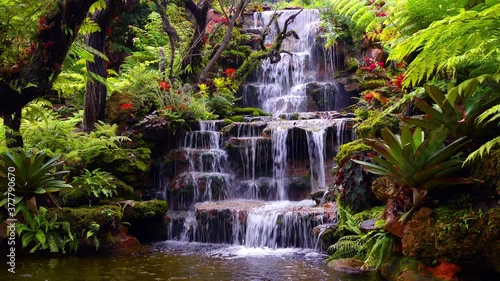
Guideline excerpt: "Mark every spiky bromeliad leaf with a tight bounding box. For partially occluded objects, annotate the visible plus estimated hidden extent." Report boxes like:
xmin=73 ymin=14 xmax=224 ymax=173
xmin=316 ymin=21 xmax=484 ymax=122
xmin=354 ymin=125 xmax=469 ymax=190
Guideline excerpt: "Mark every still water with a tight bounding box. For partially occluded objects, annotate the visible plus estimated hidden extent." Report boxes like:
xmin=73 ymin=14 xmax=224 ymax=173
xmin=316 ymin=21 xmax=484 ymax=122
xmin=3 ymin=241 xmax=383 ymax=281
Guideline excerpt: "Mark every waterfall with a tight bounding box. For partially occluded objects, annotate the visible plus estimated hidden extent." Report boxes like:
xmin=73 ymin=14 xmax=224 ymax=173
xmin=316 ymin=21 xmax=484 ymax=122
xmin=165 ymin=9 xmax=354 ymax=249
xmin=272 ymin=127 xmax=289 ymax=200
xmin=244 ymin=200 xmax=325 ymax=248
xmin=306 ymin=129 xmax=326 ymax=190
xmin=245 ymin=9 xmax=344 ymax=116
xmin=335 ymin=118 xmax=356 ymax=146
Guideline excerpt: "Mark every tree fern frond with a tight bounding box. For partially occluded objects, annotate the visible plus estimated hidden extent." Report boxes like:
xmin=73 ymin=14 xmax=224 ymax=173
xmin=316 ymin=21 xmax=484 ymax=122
xmin=79 ymin=18 xmax=101 ymax=35
xmin=465 ymin=137 xmax=500 ymax=164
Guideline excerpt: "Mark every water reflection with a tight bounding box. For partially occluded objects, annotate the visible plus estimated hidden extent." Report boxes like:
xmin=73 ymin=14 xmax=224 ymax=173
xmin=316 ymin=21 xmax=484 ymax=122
xmin=3 ymin=242 xmax=383 ymax=281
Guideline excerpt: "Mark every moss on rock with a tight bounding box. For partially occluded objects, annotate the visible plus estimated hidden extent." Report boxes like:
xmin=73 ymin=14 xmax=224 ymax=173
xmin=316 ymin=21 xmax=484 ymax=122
xmin=122 ymin=200 xmax=169 ymax=243
xmin=122 ymin=200 xmax=168 ymax=221
xmin=232 ymin=107 xmax=271 ymax=116
xmin=334 ymin=139 xmax=372 ymax=164
xmin=354 ymin=111 xmax=399 ymax=139
xmin=359 ymin=79 xmax=388 ymax=91
xmin=83 ymin=147 xmax=151 ymax=185
xmin=48 ymin=205 xmax=123 ymax=234
xmin=402 ymin=207 xmax=500 ymax=272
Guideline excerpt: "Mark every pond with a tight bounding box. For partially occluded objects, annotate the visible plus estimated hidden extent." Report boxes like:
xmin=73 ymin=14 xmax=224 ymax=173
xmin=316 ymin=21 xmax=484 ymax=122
xmin=3 ymin=241 xmax=384 ymax=281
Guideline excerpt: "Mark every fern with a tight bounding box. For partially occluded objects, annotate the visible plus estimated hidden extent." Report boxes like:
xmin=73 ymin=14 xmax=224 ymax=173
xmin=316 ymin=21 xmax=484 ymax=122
xmin=389 ymin=3 xmax=500 ymax=87
xmin=465 ymin=137 xmax=500 ymax=164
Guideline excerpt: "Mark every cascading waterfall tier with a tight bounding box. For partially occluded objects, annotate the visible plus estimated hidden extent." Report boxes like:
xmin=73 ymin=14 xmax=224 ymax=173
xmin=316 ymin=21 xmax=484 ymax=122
xmin=191 ymin=199 xmax=337 ymax=248
xmin=239 ymin=9 xmax=352 ymax=116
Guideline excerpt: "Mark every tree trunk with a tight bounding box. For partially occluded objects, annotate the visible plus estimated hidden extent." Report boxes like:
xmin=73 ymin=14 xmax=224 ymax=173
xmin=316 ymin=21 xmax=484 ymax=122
xmin=3 ymin=110 xmax=23 ymax=148
xmin=180 ymin=0 xmax=210 ymax=78
xmin=82 ymin=26 xmax=108 ymax=132
xmin=153 ymin=0 xmax=180 ymax=78
xmin=82 ymin=0 xmax=139 ymax=132
xmin=0 ymin=0 xmax=99 ymax=117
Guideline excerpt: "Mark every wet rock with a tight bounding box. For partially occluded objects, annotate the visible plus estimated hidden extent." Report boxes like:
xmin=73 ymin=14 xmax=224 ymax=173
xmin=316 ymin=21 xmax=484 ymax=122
xmin=365 ymin=48 xmax=387 ymax=63
xmin=360 ymin=219 xmax=379 ymax=233
xmin=310 ymin=190 xmax=326 ymax=205
xmin=327 ymin=258 xmax=375 ymax=274
xmin=169 ymin=172 xmax=231 ymax=202
xmin=221 ymin=121 xmax=268 ymax=136
xmin=112 ymin=226 xmax=140 ymax=250
xmin=313 ymin=222 xmax=338 ymax=250
xmin=343 ymin=83 xmax=359 ymax=93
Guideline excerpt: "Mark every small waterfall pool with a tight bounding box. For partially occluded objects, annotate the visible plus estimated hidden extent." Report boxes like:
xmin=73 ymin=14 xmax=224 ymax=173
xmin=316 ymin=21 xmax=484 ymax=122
xmin=9 ymin=242 xmax=384 ymax=280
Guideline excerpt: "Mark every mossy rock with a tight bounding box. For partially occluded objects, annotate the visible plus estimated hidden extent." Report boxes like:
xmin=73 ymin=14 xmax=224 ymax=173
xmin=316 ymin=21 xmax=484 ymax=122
xmin=106 ymin=91 xmax=159 ymax=124
xmin=112 ymin=177 xmax=135 ymax=199
xmin=472 ymin=150 xmax=500 ymax=197
xmin=48 ymin=205 xmax=122 ymax=233
xmin=334 ymin=139 xmax=372 ymax=164
xmin=228 ymin=115 xmax=245 ymax=122
xmin=354 ymin=111 xmax=400 ymax=138
xmin=83 ymin=147 xmax=151 ymax=185
xmin=359 ymin=79 xmax=388 ymax=91
xmin=232 ymin=107 xmax=271 ymax=117
xmin=333 ymin=152 xmax=379 ymax=213
xmin=380 ymin=256 xmax=453 ymax=281
xmin=122 ymin=200 xmax=168 ymax=243
xmin=122 ymin=200 xmax=168 ymax=222
xmin=403 ymin=207 xmax=500 ymax=272
xmin=60 ymin=186 xmax=88 ymax=207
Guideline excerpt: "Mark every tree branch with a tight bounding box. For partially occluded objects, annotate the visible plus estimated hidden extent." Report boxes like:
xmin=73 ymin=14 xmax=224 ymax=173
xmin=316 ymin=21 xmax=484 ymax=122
xmin=198 ymin=0 xmax=248 ymax=82
xmin=0 ymin=0 xmax=98 ymax=116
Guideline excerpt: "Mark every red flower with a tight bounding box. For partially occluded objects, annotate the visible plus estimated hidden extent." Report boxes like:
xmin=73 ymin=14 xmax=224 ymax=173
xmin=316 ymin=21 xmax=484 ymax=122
xmin=377 ymin=61 xmax=385 ymax=68
xmin=202 ymin=35 xmax=209 ymax=44
xmin=376 ymin=11 xmax=388 ymax=17
xmin=158 ymin=80 xmax=171 ymax=91
xmin=106 ymin=28 xmax=112 ymax=36
xmin=224 ymin=68 xmax=237 ymax=77
xmin=120 ymin=103 xmax=134 ymax=110
xmin=392 ymin=73 xmax=405 ymax=89
xmin=379 ymin=97 xmax=388 ymax=103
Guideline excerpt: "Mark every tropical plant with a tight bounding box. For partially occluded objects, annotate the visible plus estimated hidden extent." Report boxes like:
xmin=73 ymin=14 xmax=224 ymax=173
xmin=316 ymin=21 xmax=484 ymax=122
xmin=403 ymin=84 xmax=500 ymax=139
xmin=85 ymin=222 xmax=101 ymax=250
xmin=389 ymin=2 xmax=500 ymax=89
xmin=71 ymin=169 xmax=117 ymax=201
xmin=465 ymin=102 xmax=500 ymax=163
xmin=327 ymin=206 xmax=393 ymax=270
xmin=0 ymin=150 xmax=72 ymax=213
xmin=17 ymin=206 xmax=74 ymax=253
xmin=352 ymin=125 xmax=473 ymax=222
